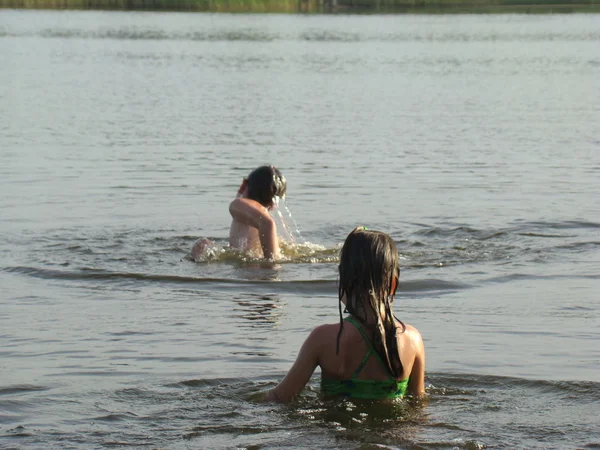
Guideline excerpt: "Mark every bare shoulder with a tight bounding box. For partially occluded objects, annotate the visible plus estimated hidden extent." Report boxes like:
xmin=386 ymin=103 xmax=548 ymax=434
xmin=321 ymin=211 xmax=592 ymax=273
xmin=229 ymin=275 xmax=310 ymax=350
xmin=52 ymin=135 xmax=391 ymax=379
xmin=309 ymin=323 xmax=339 ymax=341
xmin=228 ymin=198 xmax=243 ymax=216
xmin=302 ymin=323 xmax=342 ymax=364
xmin=230 ymin=197 xmax=263 ymax=209
xmin=228 ymin=198 xmax=271 ymax=225
xmin=295 ymin=323 xmax=338 ymax=360
xmin=228 ymin=197 xmax=252 ymax=211
xmin=400 ymin=322 xmax=424 ymax=350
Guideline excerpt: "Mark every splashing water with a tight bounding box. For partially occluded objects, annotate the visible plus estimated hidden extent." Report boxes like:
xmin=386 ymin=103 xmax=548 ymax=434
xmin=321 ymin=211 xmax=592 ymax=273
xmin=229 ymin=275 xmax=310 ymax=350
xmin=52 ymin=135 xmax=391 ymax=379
xmin=280 ymin=197 xmax=305 ymax=244
xmin=272 ymin=201 xmax=294 ymax=243
xmin=189 ymin=238 xmax=335 ymax=264
xmin=272 ymin=196 xmax=304 ymax=244
xmin=191 ymin=197 xmax=320 ymax=263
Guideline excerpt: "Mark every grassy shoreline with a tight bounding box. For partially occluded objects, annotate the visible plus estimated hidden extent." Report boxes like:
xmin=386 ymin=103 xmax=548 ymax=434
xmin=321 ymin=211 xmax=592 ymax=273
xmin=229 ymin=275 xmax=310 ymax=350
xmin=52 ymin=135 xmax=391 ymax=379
xmin=1 ymin=0 xmax=598 ymax=12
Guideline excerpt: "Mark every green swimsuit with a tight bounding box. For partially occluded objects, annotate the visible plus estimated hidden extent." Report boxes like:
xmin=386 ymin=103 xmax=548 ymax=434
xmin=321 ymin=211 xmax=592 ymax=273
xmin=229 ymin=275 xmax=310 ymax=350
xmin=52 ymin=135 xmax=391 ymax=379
xmin=321 ymin=316 xmax=409 ymax=400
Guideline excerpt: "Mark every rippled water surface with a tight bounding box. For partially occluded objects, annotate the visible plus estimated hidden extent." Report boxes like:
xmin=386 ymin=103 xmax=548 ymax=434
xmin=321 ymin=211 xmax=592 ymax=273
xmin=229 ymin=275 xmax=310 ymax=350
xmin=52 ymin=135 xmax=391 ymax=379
xmin=1 ymin=10 xmax=599 ymax=449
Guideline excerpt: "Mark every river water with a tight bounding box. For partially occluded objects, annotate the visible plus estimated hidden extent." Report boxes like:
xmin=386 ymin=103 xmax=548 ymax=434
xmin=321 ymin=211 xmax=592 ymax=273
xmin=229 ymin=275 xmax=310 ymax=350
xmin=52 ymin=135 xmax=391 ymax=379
xmin=1 ymin=9 xmax=599 ymax=449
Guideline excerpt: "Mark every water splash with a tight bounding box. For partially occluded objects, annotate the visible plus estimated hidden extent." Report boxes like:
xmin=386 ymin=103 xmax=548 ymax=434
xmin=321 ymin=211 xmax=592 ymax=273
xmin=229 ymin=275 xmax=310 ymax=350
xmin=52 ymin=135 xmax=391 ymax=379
xmin=279 ymin=240 xmax=335 ymax=263
xmin=280 ymin=197 xmax=305 ymax=244
xmin=272 ymin=196 xmax=304 ymax=244
xmin=272 ymin=200 xmax=295 ymax=243
xmin=188 ymin=238 xmax=335 ymax=264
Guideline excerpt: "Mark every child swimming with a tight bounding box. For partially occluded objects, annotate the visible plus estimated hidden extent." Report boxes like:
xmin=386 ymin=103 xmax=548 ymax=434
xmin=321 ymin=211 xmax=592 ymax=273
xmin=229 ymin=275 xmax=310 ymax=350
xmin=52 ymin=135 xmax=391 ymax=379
xmin=228 ymin=165 xmax=287 ymax=260
xmin=191 ymin=165 xmax=287 ymax=261
xmin=264 ymin=226 xmax=425 ymax=402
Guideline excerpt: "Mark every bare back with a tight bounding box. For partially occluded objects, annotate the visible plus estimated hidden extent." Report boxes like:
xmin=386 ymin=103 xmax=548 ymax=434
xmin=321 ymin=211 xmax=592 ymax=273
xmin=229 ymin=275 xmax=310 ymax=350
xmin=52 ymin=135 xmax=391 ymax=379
xmin=228 ymin=197 xmax=280 ymax=260
xmin=263 ymin=315 xmax=425 ymax=402
xmin=229 ymin=219 xmax=262 ymax=256
xmin=319 ymin=318 xmax=421 ymax=384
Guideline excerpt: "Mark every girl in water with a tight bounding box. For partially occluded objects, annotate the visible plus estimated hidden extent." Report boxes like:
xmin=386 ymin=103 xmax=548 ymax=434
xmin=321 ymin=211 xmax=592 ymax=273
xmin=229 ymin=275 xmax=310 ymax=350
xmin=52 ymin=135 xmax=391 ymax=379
xmin=264 ymin=227 xmax=425 ymax=402
xmin=191 ymin=165 xmax=287 ymax=261
xmin=228 ymin=165 xmax=286 ymax=260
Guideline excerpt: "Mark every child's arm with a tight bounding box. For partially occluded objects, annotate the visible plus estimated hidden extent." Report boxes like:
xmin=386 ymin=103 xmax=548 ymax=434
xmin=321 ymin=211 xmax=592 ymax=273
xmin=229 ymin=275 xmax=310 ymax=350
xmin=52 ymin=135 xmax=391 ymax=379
xmin=406 ymin=327 xmax=426 ymax=397
xmin=263 ymin=326 xmax=323 ymax=403
xmin=229 ymin=198 xmax=280 ymax=260
xmin=236 ymin=178 xmax=248 ymax=198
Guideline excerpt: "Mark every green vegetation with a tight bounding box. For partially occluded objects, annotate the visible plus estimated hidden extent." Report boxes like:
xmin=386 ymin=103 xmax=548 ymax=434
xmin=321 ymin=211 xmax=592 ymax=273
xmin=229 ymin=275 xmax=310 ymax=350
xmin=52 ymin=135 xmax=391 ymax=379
xmin=1 ymin=0 xmax=598 ymax=12
xmin=345 ymin=0 xmax=600 ymax=13
xmin=0 ymin=0 xmax=305 ymax=11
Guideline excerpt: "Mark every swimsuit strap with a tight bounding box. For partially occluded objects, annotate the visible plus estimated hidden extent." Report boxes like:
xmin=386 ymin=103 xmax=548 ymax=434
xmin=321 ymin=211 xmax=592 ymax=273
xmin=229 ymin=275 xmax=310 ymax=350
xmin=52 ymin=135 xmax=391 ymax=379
xmin=344 ymin=316 xmax=393 ymax=380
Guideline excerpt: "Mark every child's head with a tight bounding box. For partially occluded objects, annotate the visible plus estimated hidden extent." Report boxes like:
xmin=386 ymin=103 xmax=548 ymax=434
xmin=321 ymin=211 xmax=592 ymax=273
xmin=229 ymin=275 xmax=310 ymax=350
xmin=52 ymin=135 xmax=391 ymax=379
xmin=338 ymin=227 xmax=399 ymax=315
xmin=337 ymin=226 xmax=404 ymax=378
xmin=246 ymin=165 xmax=287 ymax=208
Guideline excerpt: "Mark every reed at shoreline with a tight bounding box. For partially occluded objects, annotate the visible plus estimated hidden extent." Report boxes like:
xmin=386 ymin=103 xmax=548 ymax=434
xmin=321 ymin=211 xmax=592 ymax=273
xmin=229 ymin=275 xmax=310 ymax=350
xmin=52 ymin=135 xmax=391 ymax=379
xmin=1 ymin=0 xmax=598 ymax=12
xmin=0 ymin=0 xmax=303 ymax=12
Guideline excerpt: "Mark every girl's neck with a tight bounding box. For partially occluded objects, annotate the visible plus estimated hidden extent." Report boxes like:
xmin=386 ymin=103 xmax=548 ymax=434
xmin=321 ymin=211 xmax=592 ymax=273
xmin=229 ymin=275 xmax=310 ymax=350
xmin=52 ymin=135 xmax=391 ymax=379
xmin=347 ymin=296 xmax=392 ymax=328
xmin=348 ymin=309 xmax=377 ymax=328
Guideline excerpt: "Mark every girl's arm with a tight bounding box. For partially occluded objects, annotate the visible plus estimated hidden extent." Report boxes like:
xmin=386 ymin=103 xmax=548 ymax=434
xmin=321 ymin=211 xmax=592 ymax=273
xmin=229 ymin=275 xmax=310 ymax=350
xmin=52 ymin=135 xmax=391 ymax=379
xmin=406 ymin=327 xmax=426 ymax=397
xmin=236 ymin=178 xmax=248 ymax=198
xmin=263 ymin=326 xmax=324 ymax=403
xmin=229 ymin=198 xmax=280 ymax=260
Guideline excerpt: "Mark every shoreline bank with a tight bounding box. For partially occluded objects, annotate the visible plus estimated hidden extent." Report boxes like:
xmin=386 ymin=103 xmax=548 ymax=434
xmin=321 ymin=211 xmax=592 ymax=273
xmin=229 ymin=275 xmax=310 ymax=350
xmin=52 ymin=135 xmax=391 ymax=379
xmin=1 ymin=0 xmax=599 ymax=13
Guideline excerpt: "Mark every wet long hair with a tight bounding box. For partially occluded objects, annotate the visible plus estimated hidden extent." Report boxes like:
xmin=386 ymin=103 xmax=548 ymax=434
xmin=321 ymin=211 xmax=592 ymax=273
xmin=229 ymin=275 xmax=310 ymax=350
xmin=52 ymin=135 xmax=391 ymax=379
xmin=337 ymin=227 xmax=405 ymax=379
xmin=246 ymin=165 xmax=287 ymax=208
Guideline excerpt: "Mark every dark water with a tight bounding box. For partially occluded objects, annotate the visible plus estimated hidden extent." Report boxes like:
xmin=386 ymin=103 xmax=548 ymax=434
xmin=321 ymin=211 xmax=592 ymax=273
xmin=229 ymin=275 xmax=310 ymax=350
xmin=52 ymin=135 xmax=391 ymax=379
xmin=1 ymin=10 xmax=599 ymax=449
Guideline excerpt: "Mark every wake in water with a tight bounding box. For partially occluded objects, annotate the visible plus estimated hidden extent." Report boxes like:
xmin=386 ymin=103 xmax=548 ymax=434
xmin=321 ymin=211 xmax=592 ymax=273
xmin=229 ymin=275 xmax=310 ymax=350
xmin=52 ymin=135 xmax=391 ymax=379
xmin=67 ymin=372 xmax=596 ymax=449
xmin=188 ymin=239 xmax=336 ymax=264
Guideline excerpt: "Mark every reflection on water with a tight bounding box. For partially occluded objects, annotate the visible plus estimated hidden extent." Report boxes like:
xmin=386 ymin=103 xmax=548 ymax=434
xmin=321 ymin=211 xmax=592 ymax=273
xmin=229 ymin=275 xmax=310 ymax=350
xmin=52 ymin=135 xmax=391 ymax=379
xmin=3 ymin=18 xmax=600 ymax=43
xmin=232 ymin=293 xmax=285 ymax=329
xmin=313 ymin=397 xmax=427 ymax=446
xmin=233 ymin=263 xmax=282 ymax=281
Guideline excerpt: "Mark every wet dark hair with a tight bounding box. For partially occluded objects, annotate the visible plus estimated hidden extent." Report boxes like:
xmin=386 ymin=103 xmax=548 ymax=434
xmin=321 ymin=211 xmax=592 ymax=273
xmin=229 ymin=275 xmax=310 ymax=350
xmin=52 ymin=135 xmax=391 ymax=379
xmin=337 ymin=227 xmax=405 ymax=379
xmin=246 ymin=165 xmax=287 ymax=208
